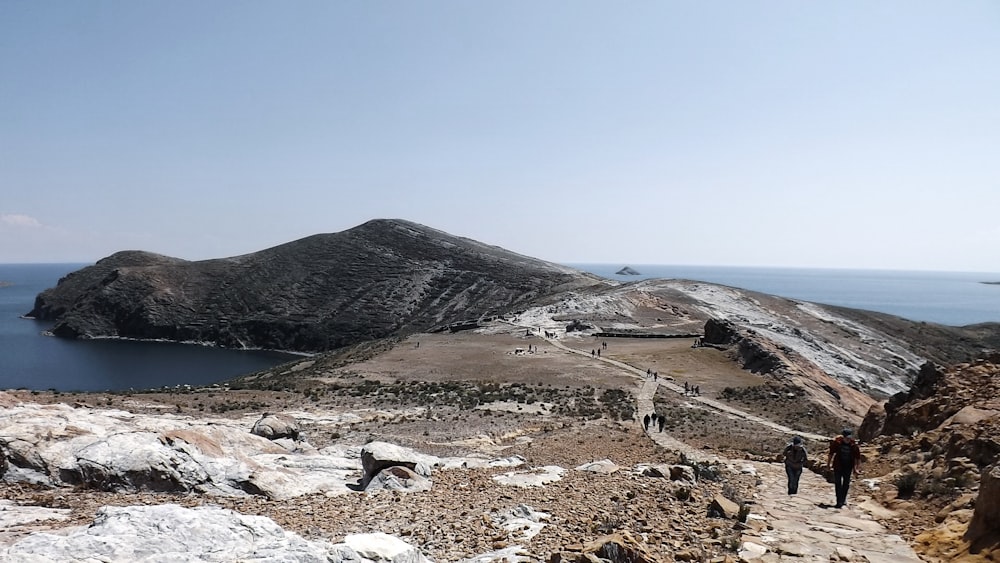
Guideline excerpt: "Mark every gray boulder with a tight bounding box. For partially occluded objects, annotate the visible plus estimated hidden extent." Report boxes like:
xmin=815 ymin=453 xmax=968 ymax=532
xmin=252 ymin=413 xmax=300 ymax=440
xmin=360 ymin=442 xmax=437 ymax=488
xmin=364 ymin=466 xmax=432 ymax=493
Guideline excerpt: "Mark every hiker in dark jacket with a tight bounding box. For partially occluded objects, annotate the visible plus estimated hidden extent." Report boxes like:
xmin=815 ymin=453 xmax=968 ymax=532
xmin=827 ymin=428 xmax=862 ymax=508
xmin=782 ymin=436 xmax=808 ymax=494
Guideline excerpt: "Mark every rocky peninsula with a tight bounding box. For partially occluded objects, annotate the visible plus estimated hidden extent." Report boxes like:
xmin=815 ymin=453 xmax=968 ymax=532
xmin=29 ymin=219 xmax=603 ymax=352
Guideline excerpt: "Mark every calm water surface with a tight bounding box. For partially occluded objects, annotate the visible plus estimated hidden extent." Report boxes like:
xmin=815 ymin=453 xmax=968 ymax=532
xmin=570 ymin=264 xmax=1000 ymax=327
xmin=0 ymin=264 xmax=297 ymax=392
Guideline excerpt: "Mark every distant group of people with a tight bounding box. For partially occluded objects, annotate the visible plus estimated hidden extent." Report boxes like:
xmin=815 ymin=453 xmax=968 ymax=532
xmin=644 ymin=368 xmax=659 ymax=380
xmin=642 ymin=411 xmax=666 ymax=433
xmin=683 ymin=381 xmax=700 ymax=396
xmin=782 ymin=428 xmax=862 ymax=508
xmin=526 ymin=328 xmax=559 ymax=339
xmin=590 ymin=341 xmax=609 ymax=359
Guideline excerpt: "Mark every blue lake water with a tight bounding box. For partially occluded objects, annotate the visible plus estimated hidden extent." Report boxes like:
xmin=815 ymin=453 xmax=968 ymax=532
xmin=2 ymin=262 xmax=998 ymax=392
xmin=0 ymin=263 xmax=297 ymax=392
xmin=570 ymin=264 xmax=1000 ymax=327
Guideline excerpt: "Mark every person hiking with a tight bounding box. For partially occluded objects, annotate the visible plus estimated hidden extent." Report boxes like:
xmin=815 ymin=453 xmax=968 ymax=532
xmin=782 ymin=436 xmax=808 ymax=494
xmin=827 ymin=428 xmax=861 ymax=508
xmin=643 ymin=414 xmax=650 ymax=431
xmin=657 ymin=414 xmax=665 ymax=433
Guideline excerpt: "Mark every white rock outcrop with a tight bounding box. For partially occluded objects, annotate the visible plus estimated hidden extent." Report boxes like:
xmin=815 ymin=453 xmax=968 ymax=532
xmin=0 ymin=503 xmax=439 ymax=563
xmin=492 ymin=504 xmax=550 ymax=542
xmin=0 ymin=403 xmax=524 ymax=502
xmin=344 ymin=532 xmax=430 ymax=563
xmin=0 ymin=504 xmax=352 ymax=562
xmin=0 ymin=500 xmax=71 ymax=546
xmin=492 ymin=465 xmax=566 ymax=487
xmin=0 ymin=403 xmax=358 ymax=499
xmin=574 ymin=459 xmax=619 ymax=474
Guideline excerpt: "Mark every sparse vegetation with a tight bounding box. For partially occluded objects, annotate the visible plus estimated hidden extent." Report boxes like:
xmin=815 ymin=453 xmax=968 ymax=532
xmin=720 ymin=383 xmax=846 ymax=436
xmin=737 ymin=503 xmax=750 ymax=523
xmin=895 ymin=471 xmax=922 ymax=498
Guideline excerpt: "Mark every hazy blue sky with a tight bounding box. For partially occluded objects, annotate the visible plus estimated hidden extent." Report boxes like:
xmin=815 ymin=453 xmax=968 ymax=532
xmin=2 ymin=2 xmax=998 ymax=271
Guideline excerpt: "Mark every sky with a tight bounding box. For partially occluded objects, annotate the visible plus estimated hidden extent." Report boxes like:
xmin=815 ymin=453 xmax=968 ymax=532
xmin=2 ymin=2 xmax=999 ymax=272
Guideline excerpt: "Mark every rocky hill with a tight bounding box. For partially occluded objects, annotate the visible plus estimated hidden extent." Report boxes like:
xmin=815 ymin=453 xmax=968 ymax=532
xmin=29 ymin=219 xmax=604 ymax=352
xmin=508 ymin=279 xmax=1000 ymax=424
xmin=857 ymin=353 xmax=1000 ymax=561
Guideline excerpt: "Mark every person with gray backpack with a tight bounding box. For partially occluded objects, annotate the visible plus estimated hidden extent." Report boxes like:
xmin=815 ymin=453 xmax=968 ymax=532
xmin=783 ymin=436 xmax=808 ymax=494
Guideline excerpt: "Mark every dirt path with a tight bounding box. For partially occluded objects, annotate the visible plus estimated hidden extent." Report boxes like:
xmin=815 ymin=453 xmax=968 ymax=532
xmin=636 ymin=379 xmax=718 ymax=463
xmin=535 ymin=329 xmax=826 ymax=441
xmin=521 ymin=325 xmax=921 ymax=562
xmin=738 ymin=461 xmax=922 ymax=562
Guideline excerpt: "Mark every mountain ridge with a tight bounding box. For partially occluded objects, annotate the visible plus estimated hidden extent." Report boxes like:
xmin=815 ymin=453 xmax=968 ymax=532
xmin=29 ymin=219 xmax=604 ymax=352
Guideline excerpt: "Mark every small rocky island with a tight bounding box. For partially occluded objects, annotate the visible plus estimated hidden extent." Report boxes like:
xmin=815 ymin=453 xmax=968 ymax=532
xmin=615 ymin=266 xmax=641 ymax=275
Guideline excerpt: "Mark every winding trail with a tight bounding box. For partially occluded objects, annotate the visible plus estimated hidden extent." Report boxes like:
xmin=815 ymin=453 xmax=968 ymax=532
xmin=531 ymin=327 xmax=826 ymax=441
xmin=635 ymin=379 xmax=715 ymax=462
xmin=517 ymin=324 xmax=921 ymax=562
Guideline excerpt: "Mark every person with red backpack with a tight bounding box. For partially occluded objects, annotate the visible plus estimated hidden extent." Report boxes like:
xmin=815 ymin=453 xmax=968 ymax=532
xmin=827 ymin=428 xmax=862 ymax=508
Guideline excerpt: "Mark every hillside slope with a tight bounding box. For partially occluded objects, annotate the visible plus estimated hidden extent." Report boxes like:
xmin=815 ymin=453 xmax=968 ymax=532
xmin=505 ymin=279 xmax=1000 ymax=420
xmin=29 ymin=219 xmax=604 ymax=352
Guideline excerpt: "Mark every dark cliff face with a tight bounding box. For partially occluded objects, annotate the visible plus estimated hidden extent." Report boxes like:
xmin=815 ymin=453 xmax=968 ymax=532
xmin=30 ymin=219 xmax=603 ymax=352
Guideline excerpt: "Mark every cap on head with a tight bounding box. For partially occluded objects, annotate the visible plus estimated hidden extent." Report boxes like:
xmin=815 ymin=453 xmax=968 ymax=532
xmin=842 ymin=428 xmax=853 ymax=436
xmin=792 ymin=436 xmax=802 ymax=444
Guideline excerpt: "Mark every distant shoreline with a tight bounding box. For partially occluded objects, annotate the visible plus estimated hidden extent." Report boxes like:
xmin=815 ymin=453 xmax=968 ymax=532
xmin=982 ymin=281 xmax=1000 ymax=285
xmin=70 ymin=333 xmax=315 ymax=358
